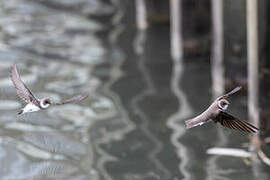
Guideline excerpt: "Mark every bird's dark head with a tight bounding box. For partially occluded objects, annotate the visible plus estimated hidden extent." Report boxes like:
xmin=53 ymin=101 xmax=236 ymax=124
xmin=40 ymin=98 xmax=51 ymax=109
xmin=218 ymin=98 xmax=229 ymax=111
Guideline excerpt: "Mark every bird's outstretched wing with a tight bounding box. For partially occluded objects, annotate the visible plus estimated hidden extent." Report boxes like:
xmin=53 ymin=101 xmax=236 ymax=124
xmin=215 ymin=111 xmax=259 ymax=133
xmin=52 ymin=94 xmax=88 ymax=105
xmin=10 ymin=64 xmax=37 ymax=103
xmin=221 ymin=86 xmax=242 ymax=98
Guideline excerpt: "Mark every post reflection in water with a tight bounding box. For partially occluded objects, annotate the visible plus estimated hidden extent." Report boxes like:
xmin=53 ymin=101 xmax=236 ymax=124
xmin=167 ymin=56 xmax=193 ymax=180
xmin=132 ymin=29 xmax=171 ymax=179
xmin=106 ymin=23 xmax=181 ymax=179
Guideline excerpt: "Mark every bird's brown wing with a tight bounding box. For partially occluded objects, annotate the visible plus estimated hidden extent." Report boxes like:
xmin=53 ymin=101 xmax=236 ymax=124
xmin=10 ymin=64 xmax=37 ymax=103
xmin=52 ymin=94 xmax=88 ymax=105
xmin=214 ymin=111 xmax=259 ymax=133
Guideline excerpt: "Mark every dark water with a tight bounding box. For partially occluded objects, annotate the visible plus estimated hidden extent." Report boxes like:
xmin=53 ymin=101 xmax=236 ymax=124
xmin=0 ymin=0 xmax=269 ymax=180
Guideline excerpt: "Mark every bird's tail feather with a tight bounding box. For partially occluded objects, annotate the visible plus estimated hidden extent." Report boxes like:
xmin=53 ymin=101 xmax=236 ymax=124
xmin=185 ymin=117 xmax=210 ymax=129
xmin=185 ymin=119 xmax=193 ymax=129
xmin=185 ymin=119 xmax=202 ymax=129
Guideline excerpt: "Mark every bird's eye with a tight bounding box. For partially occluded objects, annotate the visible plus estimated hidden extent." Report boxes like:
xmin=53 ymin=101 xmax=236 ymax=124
xmin=218 ymin=99 xmax=229 ymax=110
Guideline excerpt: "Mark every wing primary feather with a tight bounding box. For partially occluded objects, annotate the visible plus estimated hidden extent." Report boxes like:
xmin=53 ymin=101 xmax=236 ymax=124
xmin=224 ymin=120 xmax=233 ymax=130
xmin=53 ymin=94 xmax=88 ymax=105
xmin=10 ymin=64 xmax=36 ymax=103
xmin=242 ymin=122 xmax=258 ymax=133
xmin=243 ymin=121 xmax=259 ymax=130
xmin=226 ymin=121 xmax=235 ymax=130
xmin=217 ymin=111 xmax=258 ymax=133
xmin=223 ymin=120 xmax=229 ymax=127
xmin=222 ymin=86 xmax=242 ymax=98
xmin=236 ymin=119 xmax=257 ymax=132
xmin=227 ymin=121 xmax=237 ymax=130
xmin=222 ymin=120 xmax=230 ymax=128
xmin=235 ymin=119 xmax=256 ymax=133
xmin=233 ymin=120 xmax=251 ymax=132
xmin=231 ymin=120 xmax=247 ymax=131
xmin=230 ymin=121 xmax=240 ymax=130
xmin=233 ymin=120 xmax=252 ymax=132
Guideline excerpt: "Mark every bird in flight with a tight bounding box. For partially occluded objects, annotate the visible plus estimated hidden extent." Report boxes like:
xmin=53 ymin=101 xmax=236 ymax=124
xmin=185 ymin=86 xmax=259 ymax=133
xmin=11 ymin=64 xmax=88 ymax=114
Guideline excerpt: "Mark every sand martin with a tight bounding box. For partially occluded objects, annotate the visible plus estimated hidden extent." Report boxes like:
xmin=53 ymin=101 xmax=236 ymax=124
xmin=185 ymin=86 xmax=259 ymax=133
xmin=11 ymin=64 xmax=88 ymax=114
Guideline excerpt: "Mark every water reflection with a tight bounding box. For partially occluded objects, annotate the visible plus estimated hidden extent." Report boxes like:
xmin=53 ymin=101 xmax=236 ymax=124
xmin=167 ymin=57 xmax=193 ymax=180
xmin=132 ymin=30 xmax=171 ymax=179
xmin=0 ymin=0 xmax=120 ymax=179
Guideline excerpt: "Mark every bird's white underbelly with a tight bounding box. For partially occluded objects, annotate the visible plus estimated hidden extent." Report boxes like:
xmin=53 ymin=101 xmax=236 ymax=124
xmin=23 ymin=103 xmax=40 ymax=113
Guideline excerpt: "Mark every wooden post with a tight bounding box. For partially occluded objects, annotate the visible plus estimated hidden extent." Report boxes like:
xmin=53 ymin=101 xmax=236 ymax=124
xmin=135 ymin=0 xmax=148 ymax=30
xmin=211 ymin=0 xmax=225 ymax=98
xmin=247 ymin=0 xmax=259 ymax=128
xmin=170 ymin=0 xmax=183 ymax=61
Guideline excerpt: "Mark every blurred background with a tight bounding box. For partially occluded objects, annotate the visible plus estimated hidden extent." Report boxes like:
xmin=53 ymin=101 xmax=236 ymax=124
xmin=0 ymin=0 xmax=269 ymax=179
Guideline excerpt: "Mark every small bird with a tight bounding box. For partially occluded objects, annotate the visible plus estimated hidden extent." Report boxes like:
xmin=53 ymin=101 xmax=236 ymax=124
xmin=11 ymin=64 xmax=88 ymax=115
xmin=185 ymin=86 xmax=259 ymax=133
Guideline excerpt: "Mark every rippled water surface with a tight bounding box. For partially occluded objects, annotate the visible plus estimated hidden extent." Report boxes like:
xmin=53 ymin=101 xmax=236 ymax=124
xmin=0 ymin=1 xmax=269 ymax=180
